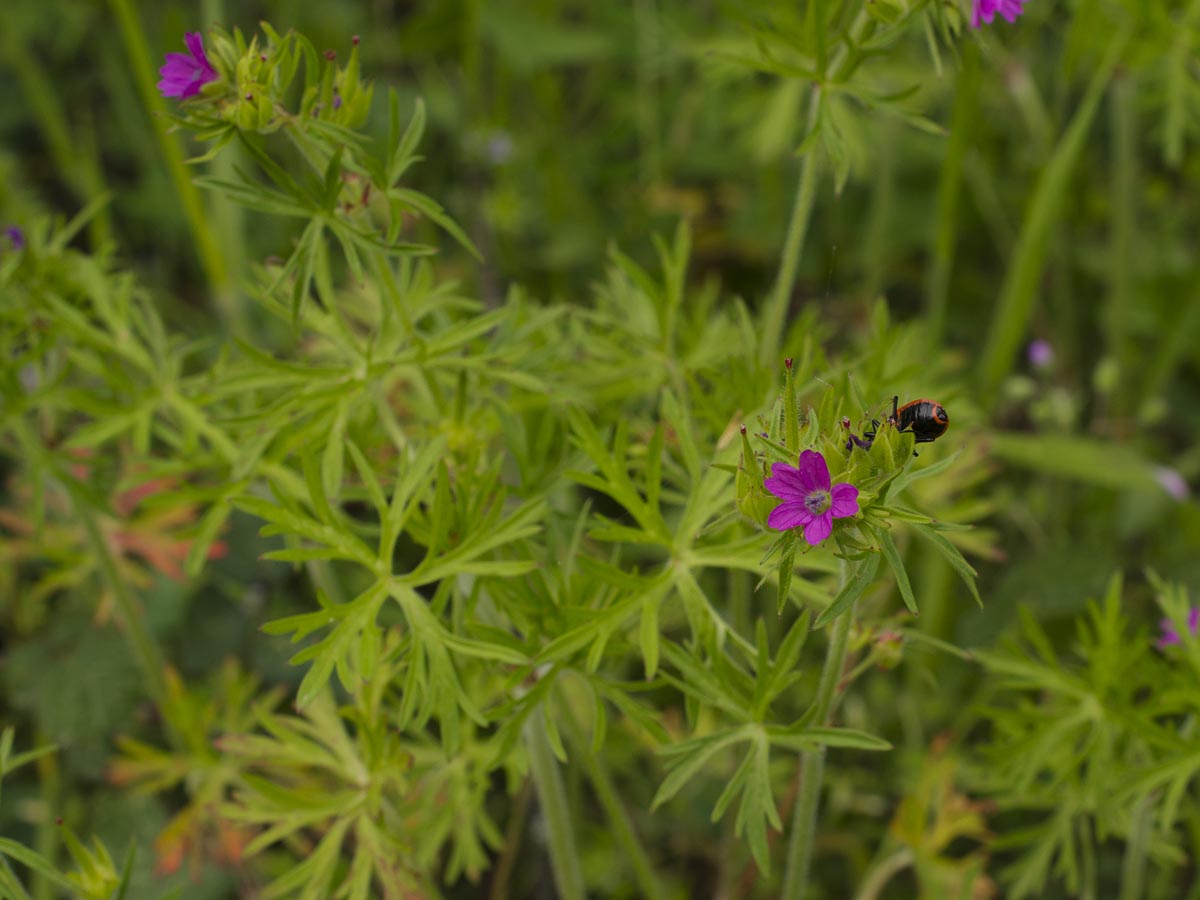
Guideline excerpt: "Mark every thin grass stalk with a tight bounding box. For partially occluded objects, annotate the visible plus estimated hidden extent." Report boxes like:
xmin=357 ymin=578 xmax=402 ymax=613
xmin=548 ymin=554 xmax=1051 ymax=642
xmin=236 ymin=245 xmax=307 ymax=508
xmin=106 ymin=0 xmax=233 ymax=320
xmin=780 ymin=563 xmax=853 ymax=900
xmin=925 ymin=45 xmax=980 ymax=340
xmin=635 ymin=0 xmax=662 ymax=185
xmin=1105 ymin=73 xmax=1135 ymax=416
xmin=2 ymin=38 xmax=113 ymax=246
xmin=1138 ymin=273 xmax=1200 ymax=421
xmin=976 ymin=34 xmax=1126 ymax=405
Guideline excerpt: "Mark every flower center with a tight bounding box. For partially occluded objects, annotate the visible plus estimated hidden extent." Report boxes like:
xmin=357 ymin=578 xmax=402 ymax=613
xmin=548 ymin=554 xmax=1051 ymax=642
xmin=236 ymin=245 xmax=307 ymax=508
xmin=804 ymin=490 xmax=831 ymax=515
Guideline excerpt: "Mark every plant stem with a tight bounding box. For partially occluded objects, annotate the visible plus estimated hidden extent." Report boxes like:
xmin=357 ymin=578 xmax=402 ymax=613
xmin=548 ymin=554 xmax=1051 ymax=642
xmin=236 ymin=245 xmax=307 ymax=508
xmin=106 ymin=0 xmax=233 ymax=320
xmin=780 ymin=564 xmax=854 ymax=900
xmin=32 ymin=745 xmax=59 ymax=900
xmin=72 ymin=488 xmax=170 ymax=715
xmin=925 ymin=44 xmax=980 ymax=341
xmin=525 ymin=710 xmax=586 ymax=900
xmin=854 ymin=846 xmax=914 ymax=900
xmin=488 ymin=780 xmax=533 ymax=900
xmin=11 ymin=418 xmax=173 ymax=731
xmin=2 ymin=36 xmax=113 ymax=247
xmin=560 ymin=695 xmax=668 ymax=900
xmin=1079 ymin=815 xmax=1097 ymax=900
xmin=759 ymin=92 xmax=821 ymax=368
xmin=634 ymin=0 xmax=662 ymax=186
xmin=759 ymin=7 xmax=875 ymax=368
xmin=1120 ymin=797 xmax=1151 ymax=900
xmin=1105 ymin=71 xmax=1135 ymax=417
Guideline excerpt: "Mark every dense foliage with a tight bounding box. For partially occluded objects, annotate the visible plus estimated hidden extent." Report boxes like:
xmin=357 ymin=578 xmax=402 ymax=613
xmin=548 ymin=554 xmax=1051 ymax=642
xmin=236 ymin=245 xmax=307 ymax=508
xmin=3 ymin=1 xmax=1200 ymax=898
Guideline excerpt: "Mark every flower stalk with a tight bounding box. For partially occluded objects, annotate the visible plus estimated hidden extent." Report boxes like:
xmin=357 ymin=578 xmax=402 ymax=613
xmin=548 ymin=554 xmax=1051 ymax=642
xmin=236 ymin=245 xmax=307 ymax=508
xmin=780 ymin=563 xmax=853 ymax=900
xmin=524 ymin=710 xmax=586 ymax=900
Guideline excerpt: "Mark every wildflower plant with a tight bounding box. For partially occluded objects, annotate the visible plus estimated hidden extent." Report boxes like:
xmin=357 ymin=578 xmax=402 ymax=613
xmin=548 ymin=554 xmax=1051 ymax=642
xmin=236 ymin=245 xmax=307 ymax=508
xmin=0 ymin=17 xmax=985 ymax=891
xmin=3 ymin=3 xmax=1199 ymax=899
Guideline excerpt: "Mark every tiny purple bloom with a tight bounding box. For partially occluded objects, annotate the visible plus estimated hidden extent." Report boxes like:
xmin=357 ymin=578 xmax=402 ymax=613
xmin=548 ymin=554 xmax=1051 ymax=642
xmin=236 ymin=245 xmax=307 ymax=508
xmin=157 ymin=32 xmax=218 ymax=99
xmin=1154 ymin=466 xmax=1190 ymax=502
xmin=487 ymin=132 xmax=515 ymax=166
xmin=1028 ymin=339 xmax=1053 ymax=369
xmin=972 ymin=0 xmax=1029 ymax=27
xmin=764 ymin=449 xmax=859 ymax=546
xmin=1159 ymin=607 xmax=1200 ymax=649
xmin=3 ymin=226 xmax=24 ymax=250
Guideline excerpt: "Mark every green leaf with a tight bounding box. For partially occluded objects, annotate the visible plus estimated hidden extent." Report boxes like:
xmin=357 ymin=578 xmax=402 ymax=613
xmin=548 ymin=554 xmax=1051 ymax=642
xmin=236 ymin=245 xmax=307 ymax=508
xmin=986 ymin=432 xmax=1159 ymax=492
xmin=766 ymin=724 xmax=893 ymax=752
xmin=652 ymin=728 xmax=750 ymax=810
xmin=0 ymin=839 xmax=77 ymax=891
xmin=776 ymin=533 xmax=798 ymax=615
xmin=908 ymin=521 xmax=982 ymax=608
xmin=813 ymin=553 xmax=882 ymax=629
xmin=639 ymin=594 xmax=662 ymax=680
xmin=977 ymin=33 xmax=1127 ymax=399
xmin=660 ymin=390 xmax=702 ymax=485
xmin=875 ymin=526 xmax=917 ymax=615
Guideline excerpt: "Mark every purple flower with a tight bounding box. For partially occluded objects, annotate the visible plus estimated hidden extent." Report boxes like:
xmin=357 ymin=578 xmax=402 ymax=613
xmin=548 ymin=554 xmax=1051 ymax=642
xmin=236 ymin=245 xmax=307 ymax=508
xmin=157 ymin=33 xmax=218 ymax=99
xmin=1154 ymin=466 xmax=1190 ymax=503
xmin=1159 ymin=607 xmax=1200 ymax=649
xmin=765 ymin=449 xmax=859 ymax=546
xmin=3 ymin=226 xmax=23 ymax=250
xmin=972 ymin=0 xmax=1029 ymax=27
xmin=1028 ymin=339 xmax=1053 ymax=369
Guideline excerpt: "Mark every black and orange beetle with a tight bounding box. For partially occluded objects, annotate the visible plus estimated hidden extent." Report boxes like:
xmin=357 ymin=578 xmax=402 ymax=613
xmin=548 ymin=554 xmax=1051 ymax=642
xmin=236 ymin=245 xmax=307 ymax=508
xmin=846 ymin=396 xmax=949 ymax=453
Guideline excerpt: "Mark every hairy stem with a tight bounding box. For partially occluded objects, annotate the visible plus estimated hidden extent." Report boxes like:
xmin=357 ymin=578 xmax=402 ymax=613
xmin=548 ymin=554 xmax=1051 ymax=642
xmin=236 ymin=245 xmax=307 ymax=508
xmin=525 ymin=710 xmax=586 ymax=900
xmin=560 ymin=695 xmax=668 ymax=900
xmin=759 ymin=93 xmax=821 ymax=368
xmin=780 ymin=564 xmax=853 ymax=899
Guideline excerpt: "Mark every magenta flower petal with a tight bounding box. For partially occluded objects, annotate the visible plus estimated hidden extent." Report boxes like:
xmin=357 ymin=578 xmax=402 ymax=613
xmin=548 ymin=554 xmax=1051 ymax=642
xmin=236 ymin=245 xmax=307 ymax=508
xmin=971 ymin=0 xmax=1029 ymax=27
xmin=796 ymin=449 xmax=831 ymax=493
xmin=184 ymin=32 xmax=207 ymax=60
xmin=803 ymin=512 xmax=833 ymax=546
xmin=765 ymin=462 xmax=809 ymax=501
xmin=829 ymin=483 xmax=860 ymax=519
xmin=158 ymin=32 xmax=217 ymax=99
xmin=764 ymin=449 xmax=859 ymax=545
xmin=1158 ymin=606 xmax=1200 ymax=649
xmin=768 ymin=503 xmax=815 ymax=532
